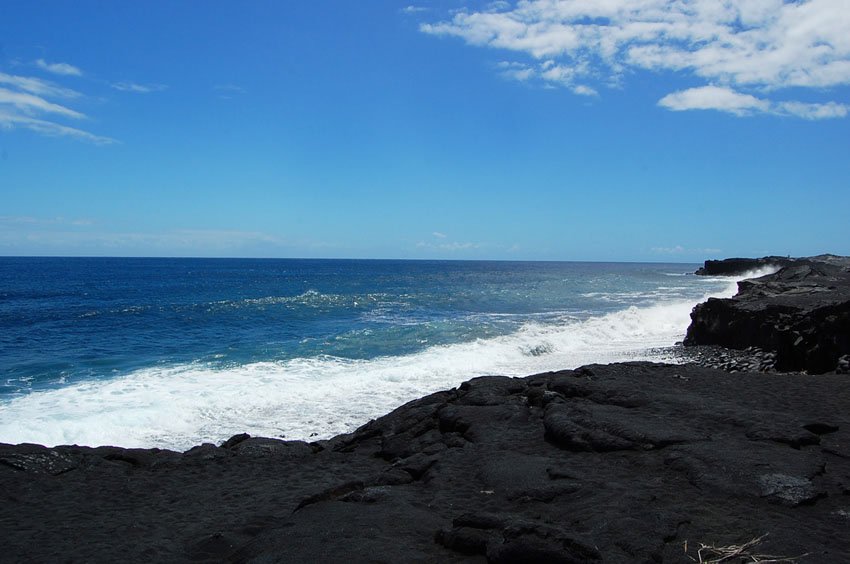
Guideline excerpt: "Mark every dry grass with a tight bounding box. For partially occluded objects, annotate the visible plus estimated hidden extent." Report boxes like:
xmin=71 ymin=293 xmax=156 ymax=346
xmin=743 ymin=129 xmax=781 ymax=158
xmin=683 ymin=534 xmax=806 ymax=563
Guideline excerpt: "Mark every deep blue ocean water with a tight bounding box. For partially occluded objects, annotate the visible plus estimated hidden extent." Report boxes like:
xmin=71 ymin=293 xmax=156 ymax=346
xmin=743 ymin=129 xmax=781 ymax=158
xmin=0 ymin=257 xmax=746 ymax=449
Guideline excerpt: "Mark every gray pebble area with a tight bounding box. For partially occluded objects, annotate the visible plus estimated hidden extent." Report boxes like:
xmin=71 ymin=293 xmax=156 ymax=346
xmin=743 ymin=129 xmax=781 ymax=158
xmin=668 ymin=345 xmax=789 ymax=374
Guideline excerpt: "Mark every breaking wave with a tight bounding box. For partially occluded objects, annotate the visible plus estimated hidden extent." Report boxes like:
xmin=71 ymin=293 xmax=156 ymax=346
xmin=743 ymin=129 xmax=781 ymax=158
xmin=0 ymin=272 xmax=759 ymax=451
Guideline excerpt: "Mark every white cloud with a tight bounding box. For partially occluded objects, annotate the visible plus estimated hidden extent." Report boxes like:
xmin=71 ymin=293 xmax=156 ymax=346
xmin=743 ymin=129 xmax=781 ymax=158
xmin=0 ymin=71 xmax=115 ymax=144
xmin=415 ymin=238 xmax=523 ymax=255
xmin=416 ymin=240 xmax=481 ymax=251
xmin=659 ymin=85 xmax=849 ymax=119
xmin=111 ymin=82 xmax=168 ymax=93
xmin=540 ymin=63 xmax=576 ymax=84
xmin=496 ymin=61 xmax=534 ymax=81
xmin=776 ymin=100 xmax=849 ymax=120
xmin=0 ymin=72 xmax=81 ymax=99
xmin=0 ymin=225 xmax=290 ymax=253
xmin=0 ymin=216 xmax=43 ymax=226
xmin=486 ymin=1 xmax=512 ymax=12
xmin=658 ymin=85 xmax=769 ymax=115
xmin=214 ymin=84 xmax=246 ymax=94
xmin=421 ymin=0 xmax=849 ymax=117
xmin=0 ymin=111 xmax=117 ymax=145
xmin=214 ymin=84 xmax=247 ymax=99
xmin=0 ymin=87 xmax=85 ymax=119
xmin=156 ymin=229 xmax=286 ymax=249
xmin=0 ymin=216 xmax=94 ymax=227
xmin=401 ymin=5 xmax=428 ymax=14
xmin=652 ymin=245 xmax=722 ymax=255
xmin=572 ymin=84 xmax=597 ymax=96
xmin=35 ymin=58 xmax=82 ymax=77
xmin=651 ymin=245 xmax=686 ymax=254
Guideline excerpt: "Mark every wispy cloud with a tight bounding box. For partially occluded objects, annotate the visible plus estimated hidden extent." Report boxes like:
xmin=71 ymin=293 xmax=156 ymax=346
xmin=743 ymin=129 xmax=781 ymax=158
xmin=2 ymin=59 xmax=167 ymax=143
xmin=651 ymin=245 xmax=722 ymax=255
xmin=486 ymin=1 xmax=511 ymax=12
xmin=35 ymin=58 xmax=82 ymax=77
xmin=148 ymin=229 xmax=286 ymax=249
xmin=775 ymin=100 xmax=849 ymax=120
xmin=0 ymin=72 xmax=80 ymax=99
xmin=111 ymin=81 xmax=168 ymax=93
xmin=416 ymin=231 xmax=487 ymax=252
xmin=572 ymin=84 xmax=597 ymax=97
xmin=0 ymin=223 xmax=295 ymax=254
xmin=0 ymin=71 xmax=116 ymax=144
xmin=496 ymin=61 xmax=535 ymax=81
xmin=0 ymin=111 xmax=116 ymax=144
xmin=651 ymin=245 xmax=687 ymax=254
xmin=214 ymin=84 xmax=247 ymax=99
xmin=0 ymin=87 xmax=84 ymax=119
xmin=416 ymin=233 xmax=525 ymax=254
xmin=421 ymin=0 xmax=849 ymax=118
xmin=0 ymin=216 xmax=95 ymax=227
xmin=417 ymin=240 xmax=481 ymax=251
xmin=401 ymin=5 xmax=428 ymax=14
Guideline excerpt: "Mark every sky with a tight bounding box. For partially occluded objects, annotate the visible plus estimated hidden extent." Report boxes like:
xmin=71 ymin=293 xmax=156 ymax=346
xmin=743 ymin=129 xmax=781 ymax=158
xmin=1 ymin=0 xmax=848 ymax=262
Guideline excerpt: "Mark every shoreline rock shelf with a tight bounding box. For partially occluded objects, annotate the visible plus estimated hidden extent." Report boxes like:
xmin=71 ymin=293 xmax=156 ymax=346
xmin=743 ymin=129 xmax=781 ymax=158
xmin=2 ymin=364 xmax=848 ymax=562
xmin=2 ymin=255 xmax=850 ymax=562
xmin=693 ymin=255 xmax=797 ymax=276
xmin=685 ymin=255 xmax=850 ymax=374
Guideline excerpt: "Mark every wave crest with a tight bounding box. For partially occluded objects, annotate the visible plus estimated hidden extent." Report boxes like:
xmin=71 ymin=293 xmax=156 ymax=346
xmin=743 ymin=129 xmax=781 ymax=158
xmin=0 ymin=275 xmax=744 ymax=450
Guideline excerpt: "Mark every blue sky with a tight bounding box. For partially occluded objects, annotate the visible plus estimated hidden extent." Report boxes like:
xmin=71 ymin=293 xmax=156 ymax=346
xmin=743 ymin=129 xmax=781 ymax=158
xmin=1 ymin=1 xmax=848 ymax=261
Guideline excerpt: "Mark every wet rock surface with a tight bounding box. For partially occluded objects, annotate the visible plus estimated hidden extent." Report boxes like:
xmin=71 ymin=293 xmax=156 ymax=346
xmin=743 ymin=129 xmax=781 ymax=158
xmin=2 ymin=363 xmax=849 ymax=562
xmin=685 ymin=255 xmax=850 ymax=373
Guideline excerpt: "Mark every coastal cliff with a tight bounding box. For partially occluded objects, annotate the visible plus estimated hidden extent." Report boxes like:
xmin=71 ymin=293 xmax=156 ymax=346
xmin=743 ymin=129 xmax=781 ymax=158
xmin=693 ymin=255 xmax=796 ymax=276
xmin=685 ymin=255 xmax=850 ymax=374
xmin=2 ymin=256 xmax=850 ymax=563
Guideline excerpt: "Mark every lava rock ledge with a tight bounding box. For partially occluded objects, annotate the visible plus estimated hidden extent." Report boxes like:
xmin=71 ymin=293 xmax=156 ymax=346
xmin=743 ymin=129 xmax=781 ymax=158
xmin=685 ymin=255 xmax=850 ymax=373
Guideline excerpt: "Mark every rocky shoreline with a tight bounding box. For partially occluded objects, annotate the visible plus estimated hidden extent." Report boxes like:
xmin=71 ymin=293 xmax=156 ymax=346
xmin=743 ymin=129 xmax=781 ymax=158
xmin=685 ymin=254 xmax=850 ymax=374
xmin=2 ymin=256 xmax=849 ymax=563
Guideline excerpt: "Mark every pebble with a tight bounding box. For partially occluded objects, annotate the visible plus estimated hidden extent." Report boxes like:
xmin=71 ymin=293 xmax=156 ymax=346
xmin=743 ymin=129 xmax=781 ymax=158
xmin=670 ymin=345 xmax=779 ymax=373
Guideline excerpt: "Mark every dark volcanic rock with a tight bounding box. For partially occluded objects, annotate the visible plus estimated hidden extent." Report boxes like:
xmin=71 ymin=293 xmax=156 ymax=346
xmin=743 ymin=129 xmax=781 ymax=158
xmin=2 ymin=363 xmax=850 ymax=562
xmin=685 ymin=256 xmax=850 ymax=373
xmin=672 ymin=344 xmax=780 ymax=373
xmin=694 ymin=256 xmax=796 ymax=276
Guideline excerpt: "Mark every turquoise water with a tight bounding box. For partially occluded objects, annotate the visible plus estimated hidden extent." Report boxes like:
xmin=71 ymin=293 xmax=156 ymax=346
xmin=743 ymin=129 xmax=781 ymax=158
xmin=0 ymin=257 xmax=742 ymax=449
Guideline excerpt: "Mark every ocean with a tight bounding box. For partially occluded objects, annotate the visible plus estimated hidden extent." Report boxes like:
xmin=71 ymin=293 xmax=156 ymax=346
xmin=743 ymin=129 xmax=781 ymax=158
xmin=0 ymin=257 xmax=748 ymax=450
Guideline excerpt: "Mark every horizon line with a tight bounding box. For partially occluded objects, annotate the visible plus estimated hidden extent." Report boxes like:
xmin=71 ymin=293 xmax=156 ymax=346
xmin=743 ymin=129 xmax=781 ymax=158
xmin=0 ymin=254 xmax=709 ymax=265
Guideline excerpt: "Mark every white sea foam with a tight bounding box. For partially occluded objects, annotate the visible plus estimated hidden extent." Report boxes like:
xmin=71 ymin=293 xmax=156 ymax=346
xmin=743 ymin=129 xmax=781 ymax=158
xmin=0 ymin=270 xmax=768 ymax=451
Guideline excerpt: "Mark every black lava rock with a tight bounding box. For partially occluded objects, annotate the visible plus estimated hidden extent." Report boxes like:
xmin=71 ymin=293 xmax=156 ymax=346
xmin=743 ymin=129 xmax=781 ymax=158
xmin=694 ymin=256 xmax=796 ymax=276
xmin=2 ymin=363 xmax=849 ymax=562
xmin=685 ymin=256 xmax=850 ymax=373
